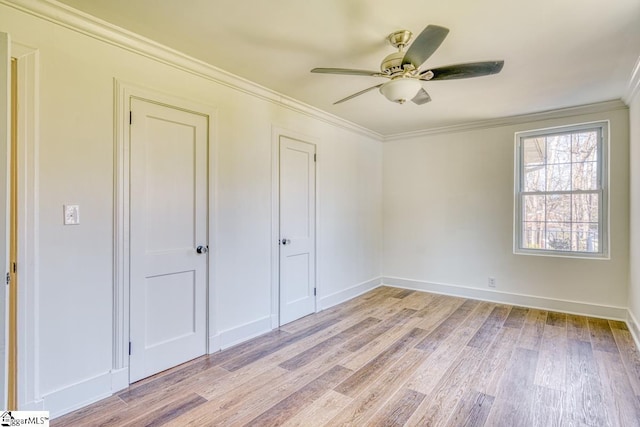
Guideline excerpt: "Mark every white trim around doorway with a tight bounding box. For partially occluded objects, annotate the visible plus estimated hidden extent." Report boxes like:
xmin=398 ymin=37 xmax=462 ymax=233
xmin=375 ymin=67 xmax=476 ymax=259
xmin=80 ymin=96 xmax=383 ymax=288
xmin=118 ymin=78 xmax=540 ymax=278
xmin=270 ymin=126 xmax=320 ymax=329
xmin=113 ymin=79 xmax=219 ymax=390
xmin=12 ymin=41 xmax=41 ymax=411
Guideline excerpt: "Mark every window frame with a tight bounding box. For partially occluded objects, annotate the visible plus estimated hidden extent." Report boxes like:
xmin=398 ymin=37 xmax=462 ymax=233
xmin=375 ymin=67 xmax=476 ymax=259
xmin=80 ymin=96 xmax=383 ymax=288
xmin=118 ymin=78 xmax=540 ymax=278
xmin=514 ymin=121 xmax=609 ymax=259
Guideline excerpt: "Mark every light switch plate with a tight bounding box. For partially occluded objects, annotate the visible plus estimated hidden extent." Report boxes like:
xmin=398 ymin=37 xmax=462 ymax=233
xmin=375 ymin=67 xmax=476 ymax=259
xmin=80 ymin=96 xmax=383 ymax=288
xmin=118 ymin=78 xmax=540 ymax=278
xmin=64 ymin=204 xmax=80 ymax=225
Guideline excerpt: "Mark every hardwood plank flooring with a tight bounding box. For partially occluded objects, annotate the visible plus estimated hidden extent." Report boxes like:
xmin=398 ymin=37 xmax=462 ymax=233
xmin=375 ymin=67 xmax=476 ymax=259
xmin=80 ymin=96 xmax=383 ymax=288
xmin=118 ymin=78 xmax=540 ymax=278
xmin=534 ymin=323 xmax=567 ymax=391
xmin=52 ymin=287 xmax=640 ymax=427
xmin=446 ymin=390 xmax=494 ymax=427
xmin=563 ymin=338 xmax=614 ymax=426
xmin=367 ymin=388 xmax=426 ymax=427
xmin=567 ymin=313 xmax=590 ymax=341
xmin=483 ymin=347 xmax=539 ymax=426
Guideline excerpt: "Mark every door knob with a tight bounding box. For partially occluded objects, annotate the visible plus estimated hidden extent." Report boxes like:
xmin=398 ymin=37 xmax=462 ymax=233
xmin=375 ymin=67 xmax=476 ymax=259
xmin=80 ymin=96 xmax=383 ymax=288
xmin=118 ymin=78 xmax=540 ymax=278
xmin=196 ymin=245 xmax=208 ymax=254
xmin=281 ymin=239 xmax=291 ymax=245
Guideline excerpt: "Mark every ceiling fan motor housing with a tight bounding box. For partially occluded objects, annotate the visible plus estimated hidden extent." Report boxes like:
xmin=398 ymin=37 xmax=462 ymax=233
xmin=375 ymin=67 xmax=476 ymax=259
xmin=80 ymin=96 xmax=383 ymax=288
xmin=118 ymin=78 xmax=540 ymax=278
xmin=382 ymin=30 xmax=417 ymax=76
xmin=380 ymin=51 xmax=406 ymax=75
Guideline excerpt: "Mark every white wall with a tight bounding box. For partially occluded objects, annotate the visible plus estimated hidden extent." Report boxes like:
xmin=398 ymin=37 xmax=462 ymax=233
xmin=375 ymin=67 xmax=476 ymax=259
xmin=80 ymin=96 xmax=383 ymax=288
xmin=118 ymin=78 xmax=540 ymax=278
xmin=0 ymin=3 xmax=382 ymax=416
xmin=317 ymin=134 xmax=382 ymax=305
xmin=383 ymin=107 xmax=630 ymax=316
xmin=629 ymin=90 xmax=640 ymax=339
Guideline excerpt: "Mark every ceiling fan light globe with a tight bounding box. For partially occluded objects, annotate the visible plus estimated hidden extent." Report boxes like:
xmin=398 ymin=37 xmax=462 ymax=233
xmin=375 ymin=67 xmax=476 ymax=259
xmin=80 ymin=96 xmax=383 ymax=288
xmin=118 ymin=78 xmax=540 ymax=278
xmin=379 ymin=78 xmax=421 ymax=104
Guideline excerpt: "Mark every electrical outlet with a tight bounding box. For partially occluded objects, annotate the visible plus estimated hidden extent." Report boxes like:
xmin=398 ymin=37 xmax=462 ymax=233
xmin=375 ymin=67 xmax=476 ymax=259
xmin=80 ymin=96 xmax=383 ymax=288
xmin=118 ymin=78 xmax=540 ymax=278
xmin=488 ymin=277 xmax=496 ymax=288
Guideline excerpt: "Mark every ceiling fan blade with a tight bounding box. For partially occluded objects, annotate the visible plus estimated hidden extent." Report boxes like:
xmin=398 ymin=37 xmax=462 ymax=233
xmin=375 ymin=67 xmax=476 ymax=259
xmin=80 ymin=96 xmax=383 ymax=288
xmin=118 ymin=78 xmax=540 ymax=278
xmin=422 ymin=61 xmax=505 ymax=81
xmin=411 ymin=87 xmax=432 ymax=105
xmin=334 ymin=84 xmax=383 ymax=105
xmin=402 ymin=25 xmax=450 ymax=68
xmin=311 ymin=67 xmax=382 ymax=77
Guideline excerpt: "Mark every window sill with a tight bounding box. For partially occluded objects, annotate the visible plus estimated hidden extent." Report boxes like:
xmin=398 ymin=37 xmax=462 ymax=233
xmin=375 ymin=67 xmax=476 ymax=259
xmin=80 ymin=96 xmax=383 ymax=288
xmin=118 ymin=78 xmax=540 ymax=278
xmin=513 ymin=248 xmax=610 ymax=260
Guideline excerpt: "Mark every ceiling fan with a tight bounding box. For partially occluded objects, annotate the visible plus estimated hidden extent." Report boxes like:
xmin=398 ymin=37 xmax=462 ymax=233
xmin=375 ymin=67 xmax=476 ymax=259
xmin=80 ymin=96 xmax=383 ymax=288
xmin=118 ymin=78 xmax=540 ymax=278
xmin=311 ymin=25 xmax=504 ymax=105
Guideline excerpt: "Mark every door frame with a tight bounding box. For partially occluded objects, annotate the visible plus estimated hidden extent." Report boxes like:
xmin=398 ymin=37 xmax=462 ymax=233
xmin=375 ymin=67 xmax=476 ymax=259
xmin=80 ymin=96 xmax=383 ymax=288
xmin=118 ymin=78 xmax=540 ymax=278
xmin=0 ymin=31 xmax=9 ymax=411
xmin=1 ymin=37 xmax=40 ymax=410
xmin=270 ymin=126 xmax=319 ymax=328
xmin=114 ymin=80 xmax=218 ymax=389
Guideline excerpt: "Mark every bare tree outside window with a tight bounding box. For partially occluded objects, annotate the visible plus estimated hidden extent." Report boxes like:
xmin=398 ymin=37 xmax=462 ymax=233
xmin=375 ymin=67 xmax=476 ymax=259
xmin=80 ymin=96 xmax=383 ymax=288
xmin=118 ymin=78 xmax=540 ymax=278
xmin=515 ymin=123 xmax=607 ymax=258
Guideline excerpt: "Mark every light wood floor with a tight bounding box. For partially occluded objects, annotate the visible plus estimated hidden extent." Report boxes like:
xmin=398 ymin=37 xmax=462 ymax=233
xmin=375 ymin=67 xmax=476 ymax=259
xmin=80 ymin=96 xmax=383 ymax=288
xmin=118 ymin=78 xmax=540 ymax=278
xmin=53 ymin=287 xmax=640 ymax=426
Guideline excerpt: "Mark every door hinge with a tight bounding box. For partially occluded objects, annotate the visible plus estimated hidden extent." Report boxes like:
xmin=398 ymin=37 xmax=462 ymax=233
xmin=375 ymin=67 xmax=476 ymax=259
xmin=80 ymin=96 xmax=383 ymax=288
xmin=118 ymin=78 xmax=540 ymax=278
xmin=128 ymin=342 xmax=132 ymax=355
xmin=5 ymin=273 xmax=10 ymax=285
xmin=129 ymin=111 xmax=132 ymax=125
xmin=12 ymin=262 xmax=16 ymax=273
xmin=314 ymin=153 xmax=317 ymax=162
xmin=314 ymin=288 xmax=317 ymax=296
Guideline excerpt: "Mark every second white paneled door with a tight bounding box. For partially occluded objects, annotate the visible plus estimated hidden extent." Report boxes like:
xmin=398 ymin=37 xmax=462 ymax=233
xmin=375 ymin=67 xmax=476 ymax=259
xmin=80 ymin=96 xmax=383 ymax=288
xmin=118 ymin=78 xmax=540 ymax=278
xmin=129 ymin=97 xmax=208 ymax=382
xmin=279 ymin=136 xmax=316 ymax=325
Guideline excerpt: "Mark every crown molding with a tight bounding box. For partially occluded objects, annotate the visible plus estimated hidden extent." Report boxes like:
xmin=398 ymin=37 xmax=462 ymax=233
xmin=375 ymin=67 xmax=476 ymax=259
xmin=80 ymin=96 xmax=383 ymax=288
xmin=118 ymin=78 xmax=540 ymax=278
xmin=3 ymin=0 xmax=635 ymax=142
xmin=1 ymin=0 xmax=383 ymax=141
xmin=623 ymin=54 xmax=640 ymax=105
xmin=383 ymin=99 xmax=628 ymax=141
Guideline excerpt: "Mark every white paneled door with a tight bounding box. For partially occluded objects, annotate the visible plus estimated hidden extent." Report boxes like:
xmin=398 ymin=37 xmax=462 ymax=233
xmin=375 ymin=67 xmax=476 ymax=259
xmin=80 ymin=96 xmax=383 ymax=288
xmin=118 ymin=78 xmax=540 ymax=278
xmin=129 ymin=98 xmax=208 ymax=382
xmin=279 ymin=136 xmax=316 ymax=325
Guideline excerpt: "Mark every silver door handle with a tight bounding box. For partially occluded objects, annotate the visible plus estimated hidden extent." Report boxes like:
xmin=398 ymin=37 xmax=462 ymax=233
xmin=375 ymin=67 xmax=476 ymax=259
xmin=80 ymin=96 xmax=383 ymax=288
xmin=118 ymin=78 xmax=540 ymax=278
xmin=196 ymin=245 xmax=208 ymax=254
xmin=281 ymin=239 xmax=291 ymax=245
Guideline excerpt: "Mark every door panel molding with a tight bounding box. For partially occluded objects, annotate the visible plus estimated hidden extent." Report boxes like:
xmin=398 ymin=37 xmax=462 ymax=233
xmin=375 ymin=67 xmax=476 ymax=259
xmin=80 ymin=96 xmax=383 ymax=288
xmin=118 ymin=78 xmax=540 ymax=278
xmin=113 ymin=80 xmax=218 ymax=387
xmin=270 ymin=126 xmax=320 ymax=327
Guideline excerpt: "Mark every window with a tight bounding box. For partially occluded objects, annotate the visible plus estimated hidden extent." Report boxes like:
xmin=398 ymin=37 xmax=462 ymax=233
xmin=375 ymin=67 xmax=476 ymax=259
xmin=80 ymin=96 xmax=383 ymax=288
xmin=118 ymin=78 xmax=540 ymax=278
xmin=514 ymin=122 xmax=608 ymax=258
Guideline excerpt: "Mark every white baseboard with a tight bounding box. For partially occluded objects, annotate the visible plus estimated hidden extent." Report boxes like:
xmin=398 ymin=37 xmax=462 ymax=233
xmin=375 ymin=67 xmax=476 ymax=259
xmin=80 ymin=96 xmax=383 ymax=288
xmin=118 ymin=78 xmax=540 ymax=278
xmin=319 ymin=277 xmax=383 ymax=310
xmin=215 ymin=315 xmax=272 ymax=350
xmin=42 ymin=368 xmax=132 ymax=418
xmin=20 ymin=399 xmax=45 ymax=411
xmin=383 ymin=277 xmax=628 ymax=320
xmin=110 ymin=367 xmax=129 ymax=393
xmin=211 ymin=278 xmax=383 ymax=352
xmin=43 ymin=371 xmax=113 ymax=419
xmin=627 ymin=310 xmax=640 ymax=349
xmin=43 ymin=316 xmax=277 ymax=418
xmin=209 ymin=334 xmax=222 ymax=354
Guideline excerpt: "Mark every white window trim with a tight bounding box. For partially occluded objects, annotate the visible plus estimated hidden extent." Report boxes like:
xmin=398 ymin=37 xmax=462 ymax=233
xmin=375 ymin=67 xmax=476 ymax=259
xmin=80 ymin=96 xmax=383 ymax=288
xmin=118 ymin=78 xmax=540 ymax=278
xmin=513 ymin=121 xmax=610 ymax=259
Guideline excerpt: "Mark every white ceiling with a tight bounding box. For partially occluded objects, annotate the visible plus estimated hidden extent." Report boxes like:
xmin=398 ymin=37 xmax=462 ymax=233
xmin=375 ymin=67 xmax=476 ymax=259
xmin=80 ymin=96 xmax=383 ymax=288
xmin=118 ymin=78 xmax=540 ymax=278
xmin=55 ymin=0 xmax=640 ymax=135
